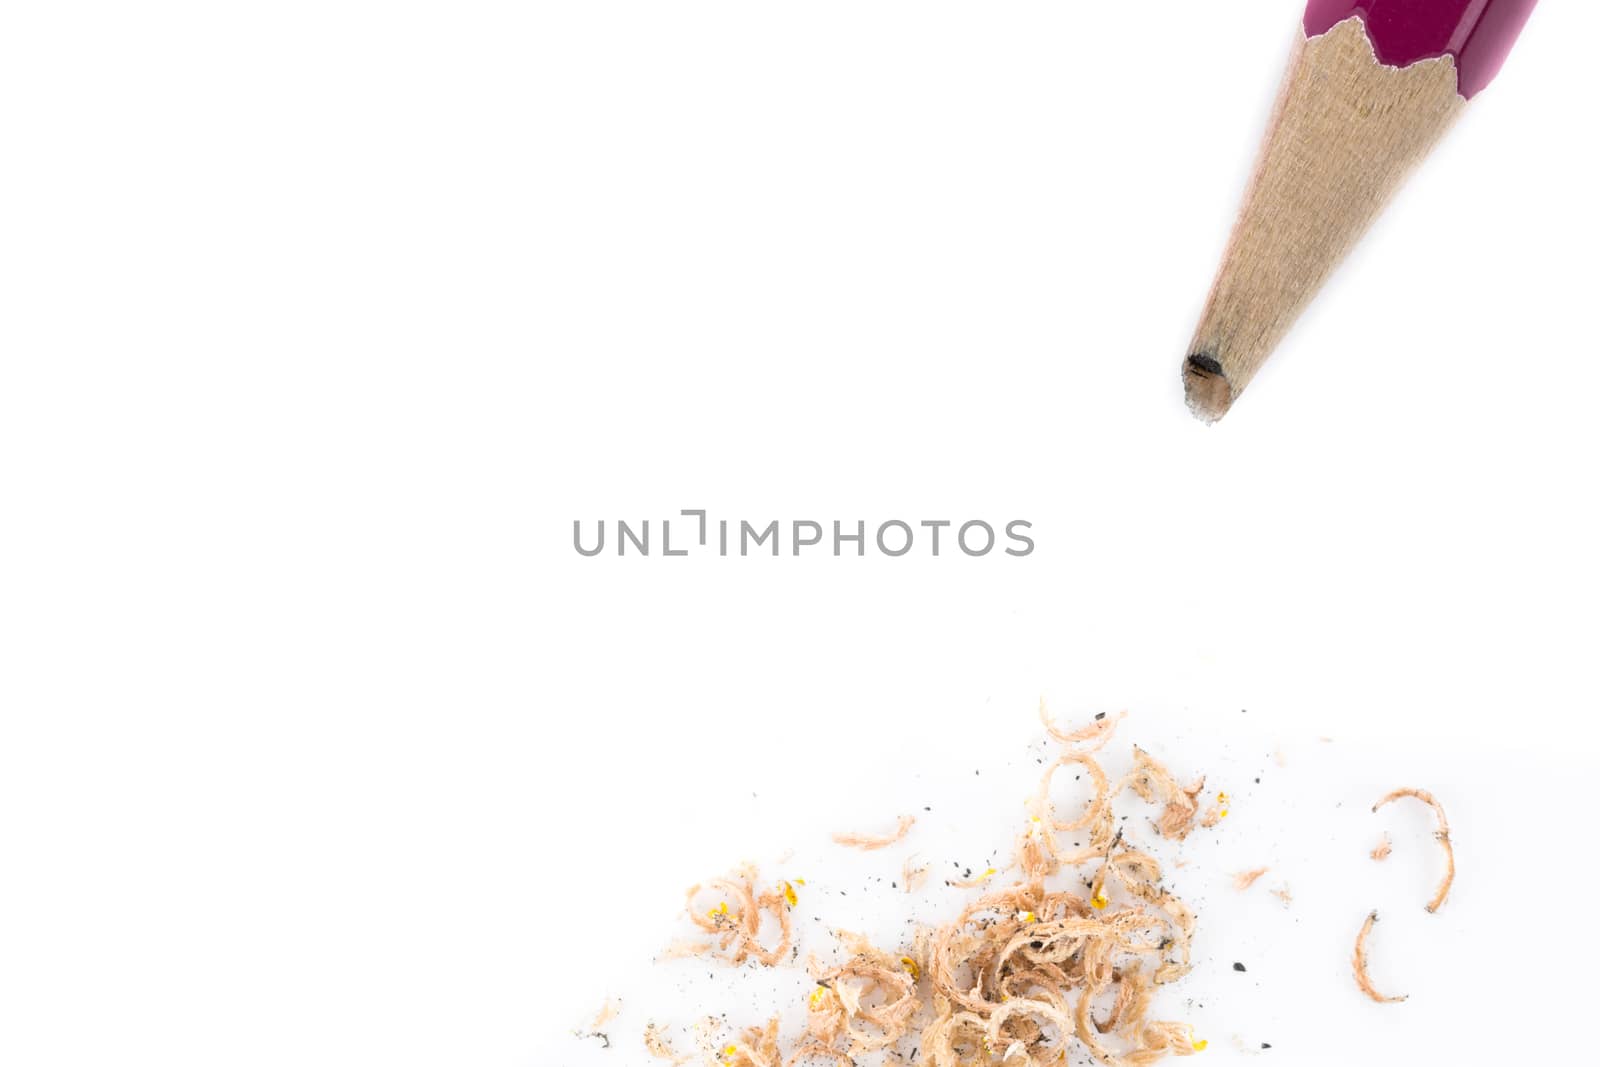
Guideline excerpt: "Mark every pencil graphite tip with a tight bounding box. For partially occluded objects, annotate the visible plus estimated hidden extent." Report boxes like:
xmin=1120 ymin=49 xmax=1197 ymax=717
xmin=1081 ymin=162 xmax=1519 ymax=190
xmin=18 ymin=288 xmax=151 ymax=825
xmin=1183 ymin=353 xmax=1233 ymax=423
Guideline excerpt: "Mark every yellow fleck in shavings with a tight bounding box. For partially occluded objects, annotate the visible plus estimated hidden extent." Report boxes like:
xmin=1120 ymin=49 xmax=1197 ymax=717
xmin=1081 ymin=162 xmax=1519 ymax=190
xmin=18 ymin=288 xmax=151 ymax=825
xmin=1090 ymin=890 xmax=1109 ymax=910
xmin=780 ymin=881 xmax=798 ymax=907
xmin=948 ymin=866 xmax=999 ymax=889
xmin=900 ymin=956 xmax=921 ymax=980
xmin=1192 ymin=1038 xmax=1208 ymax=1051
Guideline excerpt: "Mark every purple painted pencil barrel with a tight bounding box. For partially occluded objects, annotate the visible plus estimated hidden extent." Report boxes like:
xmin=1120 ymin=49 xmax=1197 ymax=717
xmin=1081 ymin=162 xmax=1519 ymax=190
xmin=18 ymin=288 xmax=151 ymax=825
xmin=1304 ymin=0 xmax=1540 ymax=97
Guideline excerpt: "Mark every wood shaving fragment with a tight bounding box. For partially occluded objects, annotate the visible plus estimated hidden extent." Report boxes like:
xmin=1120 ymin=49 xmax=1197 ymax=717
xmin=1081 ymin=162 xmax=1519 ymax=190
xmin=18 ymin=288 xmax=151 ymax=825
xmin=658 ymin=938 xmax=713 ymax=961
xmin=1372 ymin=787 xmax=1453 ymax=912
xmin=588 ymin=997 xmax=620 ymax=1030
xmin=1352 ymin=910 xmax=1407 ymax=1004
xmin=579 ymin=997 xmax=620 ymax=1046
xmin=830 ymin=814 xmax=915 ymax=851
xmin=1269 ymin=884 xmax=1292 ymax=907
xmin=1232 ymin=868 xmax=1268 ymax=891
xmin=1370 ymin=833 xmax=1392 ymax=862
xmin=902 ymin=854 xmax=929 ymax=894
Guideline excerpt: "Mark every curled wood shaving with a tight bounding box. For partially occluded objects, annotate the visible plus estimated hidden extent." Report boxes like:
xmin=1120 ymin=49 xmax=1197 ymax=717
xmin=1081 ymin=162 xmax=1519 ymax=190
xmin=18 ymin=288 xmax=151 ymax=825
xmin=1232 ymin=868 xmax=1268 ymax=891
xmin=1352 ymin=911 xmax=1407 ymax=1004
xmin=683 ymin=865 xmax=794 ymax=966
xmin=987 ymin=997 xmax=1075 ymax=1062
xmin=806 ymin=931 xmax=919 ymax=1055
xmin=1122 ymin=747 xmax=1206 ymax=841
xmin=1019 ymin=750 xmax=1117 ymax=877
xmin=830 ymin=814 xmax=915 ymax=851
xmin=1039 ymin=700 xmax=1125 ymax=753
xmin=1372 ymin=788 xmax=1453 ymax=912
xmin=1370 ymin=833 xmax=1392 ymax=862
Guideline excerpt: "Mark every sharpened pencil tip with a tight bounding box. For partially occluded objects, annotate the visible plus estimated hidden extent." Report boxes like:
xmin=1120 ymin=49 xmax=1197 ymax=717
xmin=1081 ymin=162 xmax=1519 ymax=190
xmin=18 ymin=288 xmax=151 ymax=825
xmin=1183 ymin=353 xmax=1233 ymax=423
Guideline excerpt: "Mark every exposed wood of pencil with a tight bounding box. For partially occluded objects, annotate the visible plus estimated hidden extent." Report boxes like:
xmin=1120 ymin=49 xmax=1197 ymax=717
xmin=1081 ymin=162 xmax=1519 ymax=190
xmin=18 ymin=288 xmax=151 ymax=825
xmin=1184 ymin=17 xmax=1465 ymax=421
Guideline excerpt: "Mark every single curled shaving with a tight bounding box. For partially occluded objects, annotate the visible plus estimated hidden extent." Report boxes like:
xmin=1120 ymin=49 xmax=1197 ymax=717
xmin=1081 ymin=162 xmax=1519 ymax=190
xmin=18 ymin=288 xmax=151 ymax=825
xmin=1372 ymin=788 xmax=1453 ymax=912
xmin=1352 ymin=911 xmax=1407 ymax=1004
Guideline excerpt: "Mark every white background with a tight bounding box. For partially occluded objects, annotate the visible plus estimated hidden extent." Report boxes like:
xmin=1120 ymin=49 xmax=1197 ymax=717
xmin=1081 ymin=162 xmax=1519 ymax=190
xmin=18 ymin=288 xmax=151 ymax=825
xmin=2 ymin=2 xmax=1597 ymax=1065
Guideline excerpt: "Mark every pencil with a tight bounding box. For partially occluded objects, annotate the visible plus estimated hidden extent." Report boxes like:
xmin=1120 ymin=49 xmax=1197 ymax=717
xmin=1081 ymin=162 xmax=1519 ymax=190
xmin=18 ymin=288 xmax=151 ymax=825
xmin=1183 ymin=0 xmax=1540 ymax=422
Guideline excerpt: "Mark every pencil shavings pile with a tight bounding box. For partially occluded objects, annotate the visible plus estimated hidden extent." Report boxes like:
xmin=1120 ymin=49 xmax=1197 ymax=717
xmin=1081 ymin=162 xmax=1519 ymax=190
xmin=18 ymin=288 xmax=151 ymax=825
xmin=653 ymin=706 xmax=1225 ymax=1067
